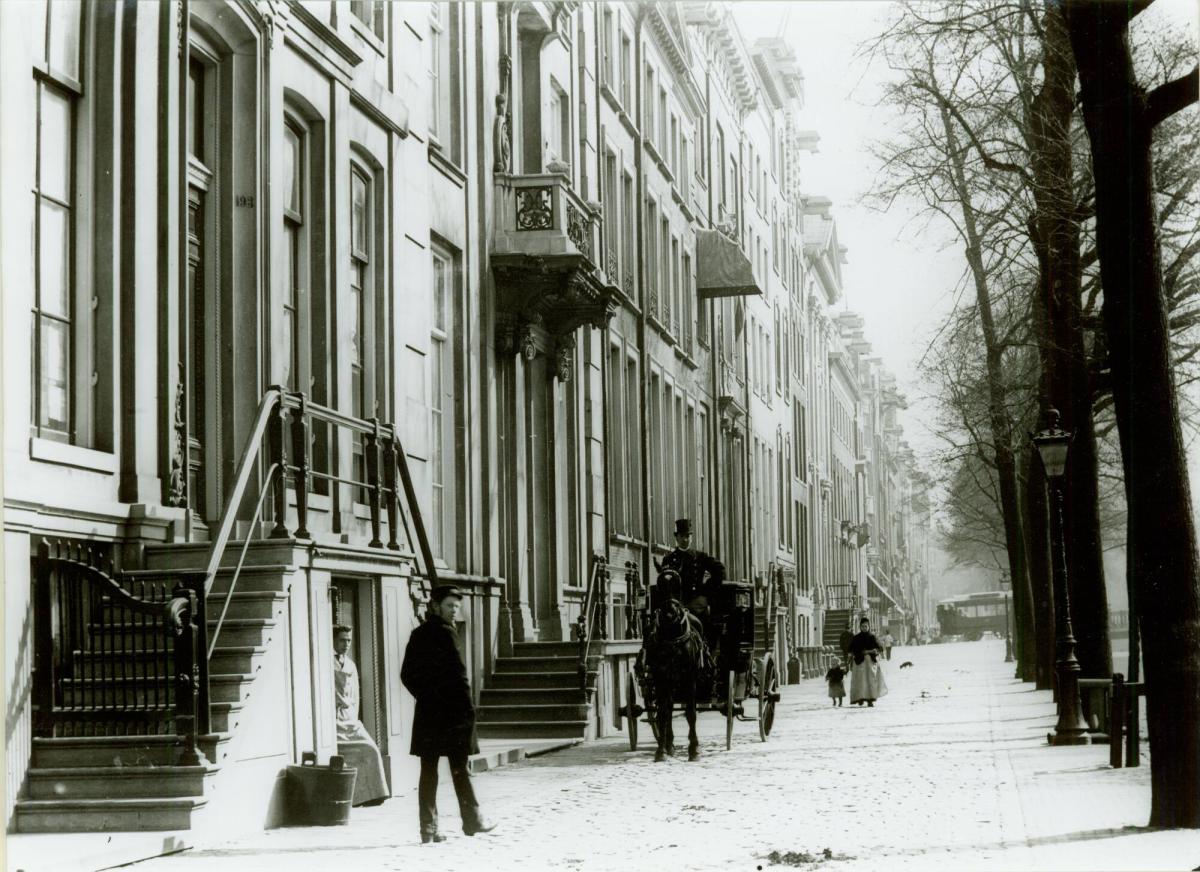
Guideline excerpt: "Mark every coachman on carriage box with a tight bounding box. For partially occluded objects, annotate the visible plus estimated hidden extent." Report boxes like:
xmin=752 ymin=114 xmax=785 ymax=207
xmin=660 ymin=518 xmax=725 ymax=655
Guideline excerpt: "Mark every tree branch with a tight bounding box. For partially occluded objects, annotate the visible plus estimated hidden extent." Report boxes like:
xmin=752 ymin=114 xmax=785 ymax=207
xmin=1145 ymin=65 xmax=1199 ymax=130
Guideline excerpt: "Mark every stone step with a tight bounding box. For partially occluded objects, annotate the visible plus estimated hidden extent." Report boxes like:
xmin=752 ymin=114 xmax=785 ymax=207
xmin=512 ymin=642 xmax=580 ymax=658
xmin=479 ymin=687 xmax=587 ymax=706
xmin=209 ymin=672 xmax=256 ymax=704
xmin=205 ymin=618 xmax=277 ymax=648
xmin=27 ymin=765 xmax=214 ymax=800
xmin=15 ymin=796 xmax=207 ymax=833
xmin=143 ymin=538 xmax=298 ymax=570
xmin=209 ymin=701 xmax=246 ymax=734
xmin=493 ymin=656 xmax=589 ymax=674
xmin=477 ymin=703 xmax=590 ymax=723
xmin=32 ymin=735 xmax=228 ymax=769
xmin=209 ymin=645 xmax=267 ymax=675
xmin=476 ymin=720 xmax=589 ymax=740
xmin=487 ymin=670 xmax=594 ymax=690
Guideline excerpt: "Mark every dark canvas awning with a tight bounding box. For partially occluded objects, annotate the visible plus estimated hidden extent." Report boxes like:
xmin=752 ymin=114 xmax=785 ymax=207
xmin=696 ymin=229 xmax=762 ymax=299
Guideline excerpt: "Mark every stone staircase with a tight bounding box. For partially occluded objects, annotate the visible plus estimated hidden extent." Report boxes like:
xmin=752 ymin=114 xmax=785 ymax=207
xmin=15 ymin=560 xmax=289 ymax=833
xmin=822 ymin=609 xmax=852 ymax=649
xmin=476 ymin=642 xmax=597 ymax=740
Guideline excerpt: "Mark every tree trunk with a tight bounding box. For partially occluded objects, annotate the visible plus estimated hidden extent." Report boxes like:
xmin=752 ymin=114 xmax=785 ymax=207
xmin=1064 ymin=0 xmax=1200 ymax=829
xmin=1028 ymin=6 xmax=1112 ymax=688
xmin=939 ymin=108 xmax=1032 ymax=670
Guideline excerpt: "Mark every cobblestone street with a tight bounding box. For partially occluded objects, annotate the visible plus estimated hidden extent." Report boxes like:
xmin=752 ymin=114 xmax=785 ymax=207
xmin=116 ymin=640 xmax=1196 ymax=872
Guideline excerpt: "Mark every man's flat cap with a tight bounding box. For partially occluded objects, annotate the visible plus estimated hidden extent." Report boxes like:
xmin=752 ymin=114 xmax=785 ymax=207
xmin=431 ymin=584 xmax=464 ymax=603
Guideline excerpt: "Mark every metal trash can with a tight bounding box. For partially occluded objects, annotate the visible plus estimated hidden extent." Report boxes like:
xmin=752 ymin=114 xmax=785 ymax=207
xmin=287 ymin=752 xmax=357 ymax=826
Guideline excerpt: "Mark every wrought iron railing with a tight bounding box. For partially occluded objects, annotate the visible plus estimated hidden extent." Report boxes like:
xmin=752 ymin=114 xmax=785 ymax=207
xmin=31 ymin=388 xmax=436 ymax=763
xmin=32 ymin=540 xmax=204 ymax=763
xmin=825 ymin=583 xmax=857 ymax=611
xmin=575 ymin=554 xmax=610 ymax=691
xmin=622 ymin=561 xmax=642 ymax=639
xmin=502 ymin=173 xmax=599 ymax=268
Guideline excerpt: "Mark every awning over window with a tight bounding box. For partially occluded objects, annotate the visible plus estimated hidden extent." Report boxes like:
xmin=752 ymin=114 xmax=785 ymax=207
xmin=696 ymin=229 xmax=762 ymax=299
xmin=867 ymin=572 xmax=899 ymax=612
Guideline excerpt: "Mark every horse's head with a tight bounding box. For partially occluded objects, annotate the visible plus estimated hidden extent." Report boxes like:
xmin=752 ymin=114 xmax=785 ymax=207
xmin=650 ymin=598 xmax=690 ymax=643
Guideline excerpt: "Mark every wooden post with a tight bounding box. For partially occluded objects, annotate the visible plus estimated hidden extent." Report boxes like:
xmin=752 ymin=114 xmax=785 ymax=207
xmin=1126 ymin=684 xmax=1141 ymax=767
xmin=1110 ymin=673 xmax=1125 ymax=768
xmin=366 ymin=417 xmax=383 ymax=548
xmin=383 ymin=429 xmax=400 ymax=550
xmin=291 ymin=394 xmax=310 ymax=539
xmin=269 ymin=401 xmax=289 ymax=539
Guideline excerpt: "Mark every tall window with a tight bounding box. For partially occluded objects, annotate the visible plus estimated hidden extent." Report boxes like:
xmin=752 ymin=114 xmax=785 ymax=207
xmin=603 ymin=149 xmax=618 ymax=277
xmin=602 ymin=10 xmax=614 ymax=87
xmin=620 ymin=34 xmax=632 ymax=107
xmin=622 ymin=171 xmax=635 ymax=295
xmin=658 ymin=87 xmax=668 ymax=154
xmin=549 ymin=82 xmax=569 ymax=165
xmin=31 ymin=1 xmax=85 ymax=442
xmin=697 ymin=406 xmax=709 ymax=541
xmin=350 ymin=1 xmax=384 ymax=38
xmin=682 ymin=251 xmax=693 ymax=351
xmin=670 ymin=237 xmax=680 ymax=335
xmin=428 ymin=3 xmax=460 ymax=161
xmin=661 ymin=217 xmax=670 ymax=327
xmin=282 ymin=124 xmax=304 ymax=392
xmin=607 ymin=342 xmax=625 ymax=531
xmin=429 ymin=247 xmax=456 ymax=561
xmin=646 ymin=199 xmax=658 ymax=314
xmin=644 ymin=65 xmax=655 ymax=135
xmin=350 ymin=165 xmax=372 ymax=498
xmin=625 ymin=354 xmax=641 ymax=537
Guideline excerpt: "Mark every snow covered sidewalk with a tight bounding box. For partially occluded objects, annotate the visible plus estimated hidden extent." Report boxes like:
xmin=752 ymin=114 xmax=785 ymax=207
xmin=101 ymin=640 xmax=1198 ymax=871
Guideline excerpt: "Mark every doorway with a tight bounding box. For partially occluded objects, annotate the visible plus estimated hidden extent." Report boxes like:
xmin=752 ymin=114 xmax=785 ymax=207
xmin=330 ymin=575 xmax=388 ymax=781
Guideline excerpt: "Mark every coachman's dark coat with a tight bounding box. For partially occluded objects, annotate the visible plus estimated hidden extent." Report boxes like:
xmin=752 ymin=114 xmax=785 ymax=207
xmin=400 ymin=614 xmax=478 ymax=757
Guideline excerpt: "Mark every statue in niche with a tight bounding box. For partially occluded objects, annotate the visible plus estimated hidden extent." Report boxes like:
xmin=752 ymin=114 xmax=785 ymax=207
xmin=493 ymin=93 xmax=511 ymax=174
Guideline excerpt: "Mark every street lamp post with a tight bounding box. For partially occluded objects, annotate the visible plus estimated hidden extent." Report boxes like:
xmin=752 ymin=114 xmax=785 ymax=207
xmin=1031 ymin=409 xmax=1091 ymax=746
xmin=999 ymin=571 xmax=1014 ymax=664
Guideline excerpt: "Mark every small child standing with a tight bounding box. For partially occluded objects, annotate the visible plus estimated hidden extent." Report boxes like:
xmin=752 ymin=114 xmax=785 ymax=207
xmin=825 ymin=662 xmax=847 ymax=706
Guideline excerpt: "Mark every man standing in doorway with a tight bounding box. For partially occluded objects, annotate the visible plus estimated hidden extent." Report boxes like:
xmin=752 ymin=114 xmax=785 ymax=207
xmin=401 ymin=585 xmax=496 ymax=843
xmin=333 ymin=625 xmax=389 ymax=807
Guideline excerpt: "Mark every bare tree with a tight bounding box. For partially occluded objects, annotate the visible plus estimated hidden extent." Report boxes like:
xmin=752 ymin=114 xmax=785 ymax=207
xmin=1063 ymin=0 xmax=1200 ymax=830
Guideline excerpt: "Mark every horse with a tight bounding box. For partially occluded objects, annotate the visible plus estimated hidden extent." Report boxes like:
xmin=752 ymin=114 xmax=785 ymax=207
xmin=644 ymin=570 xmax=710 ymax=762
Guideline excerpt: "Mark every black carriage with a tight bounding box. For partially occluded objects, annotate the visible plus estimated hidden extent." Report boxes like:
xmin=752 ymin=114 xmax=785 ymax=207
xmin=622 ymin=573 xmax=781 ymax=751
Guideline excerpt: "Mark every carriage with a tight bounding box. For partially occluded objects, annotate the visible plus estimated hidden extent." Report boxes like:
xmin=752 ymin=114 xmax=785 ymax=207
xmin=622 ymin=570 xmax=781 ymax=752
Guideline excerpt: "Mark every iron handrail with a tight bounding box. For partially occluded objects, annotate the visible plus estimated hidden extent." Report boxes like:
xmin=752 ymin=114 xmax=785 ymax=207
xmin=207 ymin=462 xmax=280 ymax=657
xmin=576 ymin=555 xmax=608 ymax=690
xmin=200 ymin=387 xmax=283 ymax=597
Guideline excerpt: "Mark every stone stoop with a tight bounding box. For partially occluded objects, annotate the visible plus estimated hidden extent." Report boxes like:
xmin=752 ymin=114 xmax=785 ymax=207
xmin=822 ymin=609 xmax=852 ymax=648
xmin=14 ymin=558 xmax=290 ymax=834
xmin=476 ymin=642 xmax=598 ymax=741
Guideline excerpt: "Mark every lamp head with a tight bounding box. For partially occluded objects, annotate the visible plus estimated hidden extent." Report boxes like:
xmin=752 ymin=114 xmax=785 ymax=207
xmin=1031 ymin=408 xmax=1071 ymax=480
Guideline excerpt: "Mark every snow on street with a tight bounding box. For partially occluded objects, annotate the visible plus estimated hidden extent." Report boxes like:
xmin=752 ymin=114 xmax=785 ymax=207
xmin=122 ymin=640 xmax=1197 ymax=872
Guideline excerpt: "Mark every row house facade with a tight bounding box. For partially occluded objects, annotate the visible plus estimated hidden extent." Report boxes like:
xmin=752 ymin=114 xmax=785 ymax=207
xmin=1 ymin=0 xmax=931 ymax=841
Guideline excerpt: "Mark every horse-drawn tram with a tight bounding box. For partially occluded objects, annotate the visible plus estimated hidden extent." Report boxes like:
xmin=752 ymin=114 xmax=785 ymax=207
xmin=622 ymin=569 xmax=781 ymax=759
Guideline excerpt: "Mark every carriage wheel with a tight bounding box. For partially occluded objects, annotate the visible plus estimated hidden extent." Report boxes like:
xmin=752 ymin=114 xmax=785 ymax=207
xmin=725 ymin=669 xmax=736 ymax=750
xmin=625 ymin=673 xmax=639 ymax=751
xmin=758 ymin=654 xmax=779 ymax=742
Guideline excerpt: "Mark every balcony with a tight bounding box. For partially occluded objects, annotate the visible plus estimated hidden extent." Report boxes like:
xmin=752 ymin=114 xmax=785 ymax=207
xmin=492 ymin=173 xmax=616 ymax=366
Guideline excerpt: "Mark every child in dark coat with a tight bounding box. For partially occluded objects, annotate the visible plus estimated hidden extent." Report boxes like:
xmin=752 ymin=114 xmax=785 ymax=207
xmin=825 ymin=662 xmax=847 ymax=706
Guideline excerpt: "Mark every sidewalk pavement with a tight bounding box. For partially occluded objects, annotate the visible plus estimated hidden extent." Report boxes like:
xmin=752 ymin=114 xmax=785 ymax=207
xmin=4 ymin=737 xmax=576 ymax=872
xmin=11 ymin=640 xmax=1200 ymax=872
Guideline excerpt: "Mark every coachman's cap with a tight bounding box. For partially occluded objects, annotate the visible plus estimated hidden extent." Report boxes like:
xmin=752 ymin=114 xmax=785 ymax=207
xmin=430 ymin=584 xmax=464 ymax=603
xmin=674 ymin=518 xmax=692 ymax=536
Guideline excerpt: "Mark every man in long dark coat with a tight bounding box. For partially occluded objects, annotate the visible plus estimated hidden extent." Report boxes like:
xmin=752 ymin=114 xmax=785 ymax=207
xmin=400 ymin=584 xmax=495 ymax=843
xmin=660 ymin=518 xmax=725 ymax=674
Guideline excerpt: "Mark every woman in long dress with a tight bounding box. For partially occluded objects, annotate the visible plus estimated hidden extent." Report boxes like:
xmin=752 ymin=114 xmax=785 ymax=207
xmin=848 ymin=617 xmax=888 ymax=706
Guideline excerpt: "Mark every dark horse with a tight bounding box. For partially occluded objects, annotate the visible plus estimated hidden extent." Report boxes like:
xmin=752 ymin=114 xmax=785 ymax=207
xmin=645 ymin=571 xmax=709 ymax=762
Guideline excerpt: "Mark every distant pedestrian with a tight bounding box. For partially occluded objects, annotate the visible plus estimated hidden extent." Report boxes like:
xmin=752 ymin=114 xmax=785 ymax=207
xmin=848 ymin=617 xmax=889 ymax=707
xmin=882 ymin=630 xmax=895 ymax=660
xmin=825 ymin=661 xmax=847 ymax=706
xmin=401 ymin=585 xmax=496 ymax=843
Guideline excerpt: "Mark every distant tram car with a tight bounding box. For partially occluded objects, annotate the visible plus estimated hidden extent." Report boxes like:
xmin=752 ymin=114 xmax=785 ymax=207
xmin=936 ymin=591 xmax=1010 ymax=641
